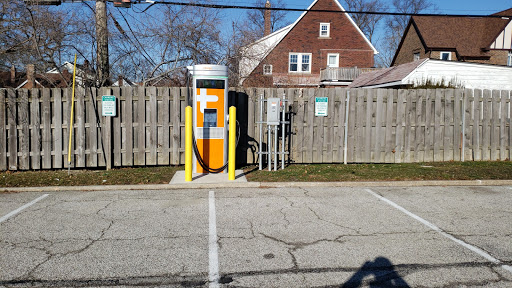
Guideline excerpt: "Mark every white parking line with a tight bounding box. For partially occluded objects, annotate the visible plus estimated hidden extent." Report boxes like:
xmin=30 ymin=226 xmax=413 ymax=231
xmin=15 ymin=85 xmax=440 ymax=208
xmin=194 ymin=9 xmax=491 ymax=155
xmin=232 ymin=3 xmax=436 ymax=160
xmin=0 ymin=194 xmax=49 ymax=224
xmin=209 ymin=191 xmax=220 ymax=288
xmin=365 ymin=188 xmax=512 ymax=274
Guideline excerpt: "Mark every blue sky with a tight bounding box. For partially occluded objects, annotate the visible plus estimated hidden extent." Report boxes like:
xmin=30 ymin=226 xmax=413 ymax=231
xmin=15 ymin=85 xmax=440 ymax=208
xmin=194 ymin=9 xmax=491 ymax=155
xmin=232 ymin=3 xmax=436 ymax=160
xmin=216 ymin=0 xmax=512 ymax=25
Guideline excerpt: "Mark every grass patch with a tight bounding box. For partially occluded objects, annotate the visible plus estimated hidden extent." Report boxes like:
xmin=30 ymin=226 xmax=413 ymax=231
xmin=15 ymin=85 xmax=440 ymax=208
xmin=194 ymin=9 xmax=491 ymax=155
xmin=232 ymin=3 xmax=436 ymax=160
xmin=0 ymin=166 xmax=183 ymax=188
xmin=1 ymin=162 xmax=511 ymax=188
xmin=243 ymin=162 xmax=512 ymax=182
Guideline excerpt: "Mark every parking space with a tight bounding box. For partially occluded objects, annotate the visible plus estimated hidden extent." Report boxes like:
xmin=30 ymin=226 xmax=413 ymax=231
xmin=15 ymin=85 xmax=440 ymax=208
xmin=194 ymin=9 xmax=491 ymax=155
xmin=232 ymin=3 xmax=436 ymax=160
xmin=0 ymin=190 xmax=210 ymax=287
xmin=1 ymin=185 xmax=511 ymax=287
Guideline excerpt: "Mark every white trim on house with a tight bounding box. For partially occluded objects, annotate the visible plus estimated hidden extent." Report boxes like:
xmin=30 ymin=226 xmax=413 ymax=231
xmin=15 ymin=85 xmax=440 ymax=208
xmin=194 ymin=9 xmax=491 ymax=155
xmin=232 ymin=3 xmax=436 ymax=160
xmin=490 ymin=20 xmax=512 ymax=50
xmin=320 ymin=23 xmax=330 ymax=37
xmin=15 ymin=79 xmax=43 ymax=90
xmin=289 ymin=53 xmax=312 ymax=73
xmin=327 ymin=53 xmax=339 ymax=67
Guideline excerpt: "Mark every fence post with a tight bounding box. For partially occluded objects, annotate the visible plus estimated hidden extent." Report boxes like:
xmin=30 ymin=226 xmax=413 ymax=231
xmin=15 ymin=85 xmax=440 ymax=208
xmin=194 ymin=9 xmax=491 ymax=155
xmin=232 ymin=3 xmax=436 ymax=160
xmin=461 ymin=90 xmax=466 ymax=162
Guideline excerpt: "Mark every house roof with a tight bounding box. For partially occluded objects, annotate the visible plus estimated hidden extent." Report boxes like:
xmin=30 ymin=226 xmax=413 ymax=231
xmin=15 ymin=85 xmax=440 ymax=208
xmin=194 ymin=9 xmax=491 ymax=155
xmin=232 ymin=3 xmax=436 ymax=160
xmin=350 ymin=58 xmax=512 ymax=89
xmin=493 ymin=8 xmax=512 ymax=17
xmin=411 ymin=15 xmax=510 ymax=58
xmin=240 ymin=0 xmax=378 ymax=85
xmin=0 ymin=70 xmax=72 ymax=89
xmin=349 ymin=58 xmax=427 ymax=88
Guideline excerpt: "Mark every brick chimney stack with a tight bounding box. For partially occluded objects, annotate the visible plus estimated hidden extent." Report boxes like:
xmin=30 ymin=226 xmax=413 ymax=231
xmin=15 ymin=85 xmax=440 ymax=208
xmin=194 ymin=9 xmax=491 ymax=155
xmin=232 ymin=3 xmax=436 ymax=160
xmin=264 ymin=0 xmax=271 ymax=36
xmin=118 ymin=75 xmax=123 ymax=87
xmin=26 ymin=64 xmax=35 ymax=89
xmin=10 ymin=65 xmax=16 ymax=85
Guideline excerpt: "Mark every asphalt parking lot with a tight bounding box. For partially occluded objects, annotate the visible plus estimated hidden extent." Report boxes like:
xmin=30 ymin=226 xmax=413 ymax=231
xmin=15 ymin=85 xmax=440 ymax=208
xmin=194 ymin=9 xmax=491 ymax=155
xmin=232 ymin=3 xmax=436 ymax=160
xmin=1 ymin=185 xmax=511 ymax=287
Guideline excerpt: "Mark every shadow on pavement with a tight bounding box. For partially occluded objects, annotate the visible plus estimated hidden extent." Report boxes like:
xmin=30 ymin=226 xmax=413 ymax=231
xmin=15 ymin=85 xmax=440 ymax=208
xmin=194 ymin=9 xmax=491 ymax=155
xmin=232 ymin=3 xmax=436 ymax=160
xmin=341 ymin=257 xmax=410 ymax=288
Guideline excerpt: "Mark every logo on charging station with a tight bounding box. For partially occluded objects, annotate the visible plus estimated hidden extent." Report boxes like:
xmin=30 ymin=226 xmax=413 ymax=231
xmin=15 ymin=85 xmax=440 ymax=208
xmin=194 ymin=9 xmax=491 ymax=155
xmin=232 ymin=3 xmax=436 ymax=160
xmin=197 ymin=88 xmax=218 ymax=114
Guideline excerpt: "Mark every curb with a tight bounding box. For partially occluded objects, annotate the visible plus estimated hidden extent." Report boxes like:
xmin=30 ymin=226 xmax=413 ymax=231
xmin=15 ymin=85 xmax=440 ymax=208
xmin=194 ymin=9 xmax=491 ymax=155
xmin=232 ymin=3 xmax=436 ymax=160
xmin=2 ymin=180 xmax=512 ymax=193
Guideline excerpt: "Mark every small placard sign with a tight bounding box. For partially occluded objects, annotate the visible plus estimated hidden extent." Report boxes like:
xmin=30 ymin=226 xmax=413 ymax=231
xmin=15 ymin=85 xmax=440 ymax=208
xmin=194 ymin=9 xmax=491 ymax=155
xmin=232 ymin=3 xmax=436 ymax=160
xmin=315 ymin=97 xmax=328 ymax=117
xmin=102 ymin=95 xmax=116 ymax=116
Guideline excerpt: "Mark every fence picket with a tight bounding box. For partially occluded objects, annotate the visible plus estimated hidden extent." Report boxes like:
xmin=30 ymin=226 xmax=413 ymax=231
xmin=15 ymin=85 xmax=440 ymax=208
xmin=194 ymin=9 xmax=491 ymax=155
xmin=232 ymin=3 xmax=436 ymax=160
xmin=385 ymin=90 xmax=395 ymax=163
xmin=395 ymin=90 xmax=406 ymax=163
xmin=404 ymin=90 xmax=414 ymax=163
xmin=305 ymin=89 xmax=315 ymax=163
xmin=76 ymin=87 xmax=86 ymax=167
xmin=7 ymin=89 xmax=17 ymax=170
xmin=453 ymin=90 xmax=462 ymax=161
xmin=19 ymin=89 xmax=30 ymax=170
xmin=491 ymin=90 xmax=500 ymax=160
xmin=482 ymin=90 xmax=492 ymax=160
xmin=30 ymin=89 xmax=41 ymax=170
xmin=415 ymin=90 xmax=425 ymax=162
xmin=171 ymin=87 xmax=180 ymax=165
xmin=434 ymin=89 xmax=443 ymax=162
xmin=0 ymin=90 xmax=6 ymax=170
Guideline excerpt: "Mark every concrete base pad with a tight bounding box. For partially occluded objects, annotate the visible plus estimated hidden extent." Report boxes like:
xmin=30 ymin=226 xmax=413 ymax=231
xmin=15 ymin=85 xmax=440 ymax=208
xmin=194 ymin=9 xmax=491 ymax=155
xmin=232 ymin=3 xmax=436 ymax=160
xmin=170 ymin=170 xmax=247 ymax=184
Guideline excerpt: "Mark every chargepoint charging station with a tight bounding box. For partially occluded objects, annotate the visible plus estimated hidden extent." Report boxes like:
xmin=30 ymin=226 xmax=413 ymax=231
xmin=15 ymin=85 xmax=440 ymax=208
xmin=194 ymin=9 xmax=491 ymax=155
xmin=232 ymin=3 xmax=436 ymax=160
xmin=187 ymin=65 xmax=229 ymax=174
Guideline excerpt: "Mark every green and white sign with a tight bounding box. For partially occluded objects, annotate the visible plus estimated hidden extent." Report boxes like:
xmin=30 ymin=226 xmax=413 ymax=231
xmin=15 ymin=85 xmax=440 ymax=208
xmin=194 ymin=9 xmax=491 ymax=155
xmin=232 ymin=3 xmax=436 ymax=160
xmin=315 ymin=97 xmax=328 ymax=117
xmin=102 ymin=95 xmax=116 ymax=116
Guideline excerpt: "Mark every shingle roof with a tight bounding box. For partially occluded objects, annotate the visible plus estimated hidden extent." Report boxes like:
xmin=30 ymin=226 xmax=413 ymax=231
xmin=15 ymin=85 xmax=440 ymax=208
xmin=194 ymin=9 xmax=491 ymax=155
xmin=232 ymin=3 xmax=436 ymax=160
xmin=411 ymin=15 xmax=510 ymax=58
xmin=493 ymin=8 xmax=512 ymax=17
xmin=0 ymin=70 xmax=72 ymax=88
xmin=348 ymin=59 xmax=427 ymax=88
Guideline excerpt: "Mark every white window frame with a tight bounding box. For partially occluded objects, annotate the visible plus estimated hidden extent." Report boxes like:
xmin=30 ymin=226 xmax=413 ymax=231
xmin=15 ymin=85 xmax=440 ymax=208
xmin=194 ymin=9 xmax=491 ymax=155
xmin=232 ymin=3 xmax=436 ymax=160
xmin=319 ymin=23 xmax=330 ymax=38
xmin=508 ymin=52 xmax=512 ymax=67
xmin=440 ymin=51 xmax=451 ymax=61
xmin=289 ymin=53 xmax=312 ymax=73
xmin=327 ymin=53 xmax=339 ymax=68
xmin=263 ymin=64 xmax=272 ymax=75
xmin=413 ymin=52 xmax=420 ymax=61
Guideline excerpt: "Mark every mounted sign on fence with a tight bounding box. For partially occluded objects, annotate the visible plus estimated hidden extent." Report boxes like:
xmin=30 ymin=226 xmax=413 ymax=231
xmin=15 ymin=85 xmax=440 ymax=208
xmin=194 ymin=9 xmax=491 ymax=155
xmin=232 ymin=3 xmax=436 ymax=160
xmin=102 ymin=95 xmax=116 ymax=116
xmin=315 ymin=97 xmax=328 ymax=116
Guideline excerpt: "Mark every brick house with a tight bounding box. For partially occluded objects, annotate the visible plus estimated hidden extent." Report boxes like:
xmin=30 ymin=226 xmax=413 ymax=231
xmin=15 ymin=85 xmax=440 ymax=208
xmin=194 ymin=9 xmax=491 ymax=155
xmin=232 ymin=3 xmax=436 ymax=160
xmin=239 ymin=0 xmax=378 ymax=87
xmin=392 ymin=8 xmax=512 ymax=67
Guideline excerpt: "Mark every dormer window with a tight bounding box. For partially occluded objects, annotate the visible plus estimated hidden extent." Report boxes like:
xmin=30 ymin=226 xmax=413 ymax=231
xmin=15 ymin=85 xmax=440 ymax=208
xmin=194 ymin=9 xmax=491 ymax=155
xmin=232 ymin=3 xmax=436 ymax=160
xmin=320 ymin=23 xmax=330 ymax=38
xmin=440 ymin=52 xmax=451 ymax=61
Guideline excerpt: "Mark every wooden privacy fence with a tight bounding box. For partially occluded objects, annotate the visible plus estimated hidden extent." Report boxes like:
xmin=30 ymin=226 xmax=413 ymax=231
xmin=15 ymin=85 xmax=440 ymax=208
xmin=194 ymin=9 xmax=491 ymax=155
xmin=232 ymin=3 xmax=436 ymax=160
xmin=0 ymin=87 xmax=188 ymax=171
xmin=0 ymin=87 xmax=511 ymax=171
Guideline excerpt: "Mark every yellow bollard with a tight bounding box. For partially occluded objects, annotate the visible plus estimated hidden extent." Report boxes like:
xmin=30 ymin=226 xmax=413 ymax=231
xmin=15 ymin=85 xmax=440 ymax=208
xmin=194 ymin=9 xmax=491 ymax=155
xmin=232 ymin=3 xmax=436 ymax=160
xmin=185 ymin=106 xmax=192 ymax=182
xmin=228 ymin=106 xmax=236 ymax=180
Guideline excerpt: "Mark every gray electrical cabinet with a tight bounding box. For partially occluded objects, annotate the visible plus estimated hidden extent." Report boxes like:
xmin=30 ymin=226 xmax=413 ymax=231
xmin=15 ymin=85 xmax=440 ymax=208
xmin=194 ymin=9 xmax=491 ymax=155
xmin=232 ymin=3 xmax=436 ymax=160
xmin=267 ymin=98 xmax=281 ymax=125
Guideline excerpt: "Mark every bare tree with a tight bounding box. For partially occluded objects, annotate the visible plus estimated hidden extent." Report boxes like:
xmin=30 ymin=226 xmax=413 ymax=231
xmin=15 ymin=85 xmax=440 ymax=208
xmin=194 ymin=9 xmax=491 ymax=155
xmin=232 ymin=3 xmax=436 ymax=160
xmin=108 ymin=4 xmax=223 ymax=85
xmin=342 ymin=0 xmax=386 ymax=43
xmin=223 ymin=0 xmax=291 ymax=87
xmin=377 ymin=0 xmax=436 ymax=67
xmin=0 ymin=0 xmax=67 ymax=71
xmin=244 ymin=0 xmax=288 ymax=41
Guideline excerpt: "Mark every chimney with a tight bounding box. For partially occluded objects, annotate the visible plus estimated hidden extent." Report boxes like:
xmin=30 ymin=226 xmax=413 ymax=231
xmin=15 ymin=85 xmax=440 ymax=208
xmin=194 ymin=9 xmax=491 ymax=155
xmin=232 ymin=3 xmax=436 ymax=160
xmin=264 ymin=0 xmax=271 ymax=36
xmin=118 ymin=75 xmax=123 ymax=87
xmin=10 ymin=65 xmax=16 ymax=84
xmin=26 ymin=64 xmax=35 ymax=89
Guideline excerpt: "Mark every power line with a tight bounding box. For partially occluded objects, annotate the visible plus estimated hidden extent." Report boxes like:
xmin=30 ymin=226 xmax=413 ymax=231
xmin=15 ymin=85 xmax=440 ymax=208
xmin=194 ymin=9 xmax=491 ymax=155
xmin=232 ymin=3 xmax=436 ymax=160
xmin=133 ymin=1 xmax=512 ymax=18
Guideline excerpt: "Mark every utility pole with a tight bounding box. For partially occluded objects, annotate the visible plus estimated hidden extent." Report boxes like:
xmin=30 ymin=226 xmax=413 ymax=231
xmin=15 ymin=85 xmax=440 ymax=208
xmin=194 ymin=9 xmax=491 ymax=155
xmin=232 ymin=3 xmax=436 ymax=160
xmin=96 ymin=0 xmax=110 ymax=86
